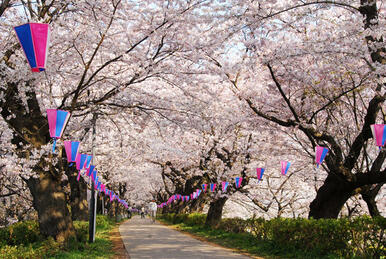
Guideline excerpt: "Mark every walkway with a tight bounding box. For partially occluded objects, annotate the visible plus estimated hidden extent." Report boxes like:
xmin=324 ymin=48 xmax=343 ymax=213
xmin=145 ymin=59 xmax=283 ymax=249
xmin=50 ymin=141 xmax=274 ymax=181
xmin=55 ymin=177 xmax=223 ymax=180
xmin=119 ymin=215 xmax=252 ymax=259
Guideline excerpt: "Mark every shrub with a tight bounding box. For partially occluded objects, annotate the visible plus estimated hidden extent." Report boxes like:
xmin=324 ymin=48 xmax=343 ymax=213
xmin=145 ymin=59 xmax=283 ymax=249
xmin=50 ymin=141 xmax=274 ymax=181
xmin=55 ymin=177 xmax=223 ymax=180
xmin=0 ymin=237 xmax=60 ymax=259
xmin=217 ymin=218 xmax=249 ymax=233
xmin=73 ymin=220 xmax=88 ymax=244
xmin=185 ymin=213 xmax=206 ymax=226
xmin=346 ymin=216 xmax=386 ymax=258
xmin=0 ymin=244 xmax=39 ymax=259
xmin=96 ymin=214 xmax=114 ymax=230
xmin=39 ymin=237 xmax=61 ymax=257
xmin=263 ymin=217 xmax=351 ymax=255
xmin=0 ymin=227 xmax=8 ymax=247
xmin=0 ymin=221 xmax=42 ymax=247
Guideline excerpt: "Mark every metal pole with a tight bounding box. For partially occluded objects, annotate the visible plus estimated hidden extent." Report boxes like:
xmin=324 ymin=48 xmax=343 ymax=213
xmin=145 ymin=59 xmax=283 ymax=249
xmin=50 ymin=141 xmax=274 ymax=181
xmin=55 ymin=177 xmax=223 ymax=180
xmin=89 ymin=113 xmax=98 ymax=243
xmin=101 ymin=195 xmax=104 ymax=215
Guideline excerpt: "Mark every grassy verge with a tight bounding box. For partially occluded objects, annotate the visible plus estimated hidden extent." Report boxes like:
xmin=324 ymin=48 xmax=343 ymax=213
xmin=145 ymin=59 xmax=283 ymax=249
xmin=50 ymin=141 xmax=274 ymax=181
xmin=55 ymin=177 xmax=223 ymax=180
xmin=0 ymin=215 xmax=123 ymax=259
xmin=52 ymin=215 xmax=118 ymax=259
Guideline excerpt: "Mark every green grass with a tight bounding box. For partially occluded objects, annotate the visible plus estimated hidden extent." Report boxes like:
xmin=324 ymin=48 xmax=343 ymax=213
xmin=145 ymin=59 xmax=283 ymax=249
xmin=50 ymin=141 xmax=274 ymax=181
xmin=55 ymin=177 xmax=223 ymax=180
xmin=158 ymin=218 xmax=342 ymax=259
xmin=0 ymin=215 xmax=121 ymax=259
xmin=50 ymin=215 xmax=118 ymax=259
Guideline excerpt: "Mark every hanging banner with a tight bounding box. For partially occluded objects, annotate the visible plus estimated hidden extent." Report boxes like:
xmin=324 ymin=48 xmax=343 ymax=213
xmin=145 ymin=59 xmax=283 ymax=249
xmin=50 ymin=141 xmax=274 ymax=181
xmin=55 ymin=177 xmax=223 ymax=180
xmin=235 ymin=177 xmax=243 ymax=188
xmin=281 ymin=161 xmax=291 ymax=175
xmin=64 ymin=141 xmax=80 ymax=166
xmin=315 ymin=146 xmax=329 ymax=168
xmin=46 ymin=109 xmax=70 ymax=152
xmin=14 ymin=23 xmax=50 ymax=72
xmin=256 ymin=168 xmax=264 ymax=181
xmin=210 ymin=183 xmax=216 ymax=192
xmin=370 ymin=124 xmax=386 ymax=149
xmin=221 ymin=181 xmax=229 ymax=192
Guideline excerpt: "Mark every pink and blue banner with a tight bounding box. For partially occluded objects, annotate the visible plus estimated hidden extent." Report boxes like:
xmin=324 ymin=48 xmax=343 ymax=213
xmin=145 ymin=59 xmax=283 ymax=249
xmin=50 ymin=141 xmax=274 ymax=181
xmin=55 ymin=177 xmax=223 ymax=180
xmin=281 ymin=161 xmax=291 ymax=175
xmin=235 ymin=177 xmax=242 ymax=188
xmin=210 ymin=183 xmax=216 ymax=192
xmin=75 ymin=153 xmax=89 ymax=181
xmin=85 ymin=154 xmax=92 ymax=169
xmin=315 ymin=146 xmax=329 ymax=168
xmin=93 ymin=176 xmax=99 ymax=189
xmin=91 ymin=169 xmax=97 ymax=182
xmin=100 ymin=183 xmax=105 ymax=193
xmin=371 ymin=124 xmax=386 ymax=149
xmin=14 ymin=23 xmax=50 ymax=72
xmin=76 ymin=153 xmax=88 ymax=171
xmin=221 ymin=181 xmax=229 ymax=192
xmin=256 ymin=168 xmax=264 ymax=181
xmin=46 ymin=109 xmax=70 ymax=152
xmin=64 ymin=141 xmax=80 ymax=165
xmin=202 ymin=184 xmax=208 ymax=192
xmin=86 ymin=165 xmax=96 ymax=177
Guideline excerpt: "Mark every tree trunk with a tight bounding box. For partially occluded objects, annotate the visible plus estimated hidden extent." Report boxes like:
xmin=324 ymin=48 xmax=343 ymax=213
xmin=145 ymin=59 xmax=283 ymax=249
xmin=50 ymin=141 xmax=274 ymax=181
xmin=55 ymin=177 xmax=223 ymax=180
xmin=362 ymin=195 xmax=380 ymax=217
xmin=205 ymin=197 xmax=227 ymax=227
xmin=309 ymin=174 xmax=355 ymax=219
xmin=189 ymin=198 xmax=206 ymax=213
xmin=27 ymin=168 xmax=75 ymax=242
xmin=65 ymin=166 xmax=88 ymax=221
xmin=115 ymin=199 xmax=121 ymax=222
xmin=97 ymin=194 xmax=103 ymax=214
xmin=361 ymin=184 xmax=382 ymax=217
xmin=108 ymin=201 xmax=116 ymax=218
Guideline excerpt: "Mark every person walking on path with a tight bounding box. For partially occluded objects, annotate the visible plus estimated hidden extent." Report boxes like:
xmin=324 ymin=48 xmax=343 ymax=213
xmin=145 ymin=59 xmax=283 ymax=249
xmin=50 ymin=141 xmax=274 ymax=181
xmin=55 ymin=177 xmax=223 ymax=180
xmin=140 ymin=206 xmax=145 ymax=218
xmin=127 ymin=206 xmax=132 ymax=219
xmin=148 ymin=200 xmax=157 ymax=223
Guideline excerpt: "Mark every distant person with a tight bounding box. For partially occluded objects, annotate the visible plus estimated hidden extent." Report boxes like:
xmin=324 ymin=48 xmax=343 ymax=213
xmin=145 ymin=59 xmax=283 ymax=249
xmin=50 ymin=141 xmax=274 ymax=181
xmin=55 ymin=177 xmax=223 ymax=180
xmin=149 ymin=200 xmax=157 ymax=223
xmin=127 ymin=206 xmax=132 ymax=219
xmin=141 ymin=206 xmax=145 ymax=218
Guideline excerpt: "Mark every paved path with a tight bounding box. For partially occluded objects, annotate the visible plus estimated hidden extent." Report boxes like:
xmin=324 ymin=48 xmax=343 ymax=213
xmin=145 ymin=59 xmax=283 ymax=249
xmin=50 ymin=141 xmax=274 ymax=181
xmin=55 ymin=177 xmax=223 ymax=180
xmin=119 ymin=215 xmax=252 ymax=259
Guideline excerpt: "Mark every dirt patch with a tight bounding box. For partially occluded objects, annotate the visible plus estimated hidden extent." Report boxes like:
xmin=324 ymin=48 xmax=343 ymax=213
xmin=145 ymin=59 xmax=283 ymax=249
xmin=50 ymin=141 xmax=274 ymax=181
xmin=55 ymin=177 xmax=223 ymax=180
xmin=110 ymin=220 xmax=130 ymax=259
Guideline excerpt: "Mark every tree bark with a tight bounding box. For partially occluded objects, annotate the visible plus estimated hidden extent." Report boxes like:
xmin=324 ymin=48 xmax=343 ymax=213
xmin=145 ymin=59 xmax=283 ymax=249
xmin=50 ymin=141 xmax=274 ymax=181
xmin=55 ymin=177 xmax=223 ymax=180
xmin=108 ymin=200 xmax=116 ymax=218
xmin=27 ymin=168 xmax=75 ymax=242
xmin=97 ymin=194 xmax=103 ymax=214
xmin=362 ymin=194 xmax=380 ymax=217
xmin=205 ymin=196 xmax=228 ymax=227
xmin=189 ymin=199 xmax=206 ymax=213
xmin=0 ymin=0 xmax=11 ymax=17
xmin=309 ymin=174 xmax=355 ymax=219
xmin=360 ymin=184 xmax=383 ymax=217
xmin=65 ymin=166 xmax=88 ymax=221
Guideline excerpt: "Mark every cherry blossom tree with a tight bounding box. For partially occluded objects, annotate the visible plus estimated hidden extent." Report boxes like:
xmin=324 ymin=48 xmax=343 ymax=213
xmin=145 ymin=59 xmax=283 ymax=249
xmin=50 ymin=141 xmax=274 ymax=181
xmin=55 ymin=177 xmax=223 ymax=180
xmin=1 ymin=2 xmax=384 ymax=244
xmin=203 ymin=0 xmax=385 ymax=218
xmin=0 ymin=0 xmax=223 ymax=240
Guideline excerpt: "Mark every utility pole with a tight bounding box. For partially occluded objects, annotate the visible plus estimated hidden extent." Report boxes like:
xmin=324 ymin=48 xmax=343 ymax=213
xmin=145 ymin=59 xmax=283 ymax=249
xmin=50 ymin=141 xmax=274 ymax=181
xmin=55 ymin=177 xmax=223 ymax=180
xmin=89 ymin=112 xmax=98 ymax=243
xmin=101 ymin=195 xmax=104 ymax=215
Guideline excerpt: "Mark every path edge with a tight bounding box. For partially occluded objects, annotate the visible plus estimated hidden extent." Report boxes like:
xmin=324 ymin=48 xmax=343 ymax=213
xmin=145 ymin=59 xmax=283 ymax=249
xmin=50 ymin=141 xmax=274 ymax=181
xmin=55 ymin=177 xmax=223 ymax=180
xmin=110 ymin=219 xmax=131 ymax=259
